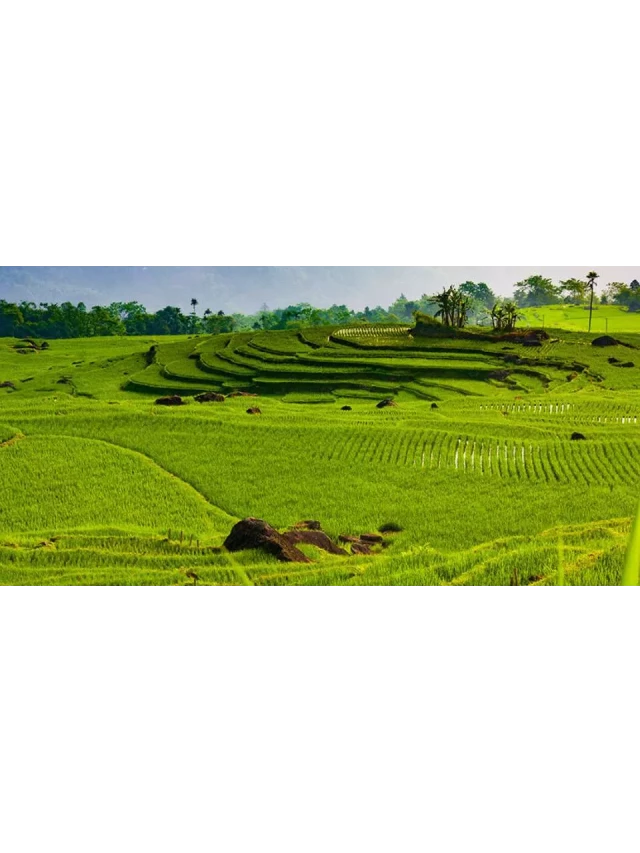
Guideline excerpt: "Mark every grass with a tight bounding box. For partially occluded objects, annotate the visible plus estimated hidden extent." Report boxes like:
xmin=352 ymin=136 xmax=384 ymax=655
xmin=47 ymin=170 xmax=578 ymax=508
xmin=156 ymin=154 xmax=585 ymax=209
xmin=1 ymin=318 xmax=640 ymax=585
xmin=519 ymin=303 xmax=640 ymax=335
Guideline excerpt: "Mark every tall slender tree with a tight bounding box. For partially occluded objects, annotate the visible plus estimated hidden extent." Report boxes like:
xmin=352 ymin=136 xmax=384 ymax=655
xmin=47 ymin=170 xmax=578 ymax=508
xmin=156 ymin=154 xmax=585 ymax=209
xmin=586 ymin=271 xmax=599 ymax=332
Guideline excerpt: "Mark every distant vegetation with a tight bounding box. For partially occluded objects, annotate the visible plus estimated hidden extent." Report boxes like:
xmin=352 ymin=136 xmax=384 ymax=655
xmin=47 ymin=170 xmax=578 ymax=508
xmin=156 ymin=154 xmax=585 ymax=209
xmin=0 ymin=293 xmax=448 ymax=339
xmin=3 ymin=271 xmax=639 ymax=341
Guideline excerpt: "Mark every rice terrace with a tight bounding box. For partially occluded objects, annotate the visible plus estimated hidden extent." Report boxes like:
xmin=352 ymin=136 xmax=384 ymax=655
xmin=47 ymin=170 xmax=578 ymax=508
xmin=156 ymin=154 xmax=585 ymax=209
xmin=2 ymin=268 xmax=640 ymax=586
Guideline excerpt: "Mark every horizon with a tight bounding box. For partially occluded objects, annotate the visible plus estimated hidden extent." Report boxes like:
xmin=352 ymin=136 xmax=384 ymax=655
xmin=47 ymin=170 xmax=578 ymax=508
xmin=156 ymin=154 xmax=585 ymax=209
xmin=2 ymin=266 xmax=638 ymax=315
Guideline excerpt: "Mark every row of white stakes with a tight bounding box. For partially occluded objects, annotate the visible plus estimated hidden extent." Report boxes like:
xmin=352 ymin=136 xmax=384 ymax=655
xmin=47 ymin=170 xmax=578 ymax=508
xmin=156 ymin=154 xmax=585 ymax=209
xmin=479 ymin=402 xmax=637 ymax=423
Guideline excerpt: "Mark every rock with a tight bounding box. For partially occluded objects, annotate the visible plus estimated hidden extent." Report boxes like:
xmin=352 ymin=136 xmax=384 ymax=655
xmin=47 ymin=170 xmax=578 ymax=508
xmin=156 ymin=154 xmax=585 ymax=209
xmin=620 ymin=361 xmax=635 ymax=368
xmin=350 ymin=541 xmax=372 ymax=555
xmin=283 ymin=529 xmax=347 ymax=556
xmin=339 ymin=532 xmax=385 ymax=554
xmin=608 ymin=357 xmax=620 ymax=364
xmin=194 ymin=391 xmax=225 ymax=402
xmin=431 ymin=402 xmax=439 ymax=409
xmin=294 ymin=520 xmax=322 ymax=530
xmin=0 ymin=381 xmax=16 ymax=389
xmin=570 ymin=432 xmax=586 ymax=441
xmin=488 ymin=369 xmax=511 ymax=381
xmin=592 ymin=335 xmax=620 ymax=347
xmin=154 ymin=395 xmax=185 ymax=406
xmin=246 ymin=406 xmax=262 ymax=415
xmin=228 ymin=391 xmax=258 ymax=397
xmin=223 ymin=517 xmax=311 ymax=563
xmin=376 ymin=398 xmax=397 ymax=408
xmin=341 ymin=405 xmax=352 ymax=411
xmin=360 ymin=533 xmax=384 ymax=544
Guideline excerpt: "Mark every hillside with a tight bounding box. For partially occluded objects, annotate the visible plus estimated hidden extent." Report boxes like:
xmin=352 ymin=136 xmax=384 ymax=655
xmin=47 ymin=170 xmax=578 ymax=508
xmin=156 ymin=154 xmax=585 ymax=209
xmin=1 ymin=323 xmax=639 ymax=585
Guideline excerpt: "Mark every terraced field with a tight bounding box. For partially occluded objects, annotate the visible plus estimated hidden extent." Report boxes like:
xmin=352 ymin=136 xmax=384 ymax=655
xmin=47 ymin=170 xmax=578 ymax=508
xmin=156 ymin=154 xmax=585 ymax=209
xmin=1 ymin=323 xmax=639 ymax=584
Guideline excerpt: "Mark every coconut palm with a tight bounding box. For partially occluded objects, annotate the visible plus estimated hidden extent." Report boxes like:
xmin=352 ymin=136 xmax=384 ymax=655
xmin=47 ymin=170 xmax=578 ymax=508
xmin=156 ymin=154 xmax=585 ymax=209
xmin=586 ymin=271 xmax=599 ymax=332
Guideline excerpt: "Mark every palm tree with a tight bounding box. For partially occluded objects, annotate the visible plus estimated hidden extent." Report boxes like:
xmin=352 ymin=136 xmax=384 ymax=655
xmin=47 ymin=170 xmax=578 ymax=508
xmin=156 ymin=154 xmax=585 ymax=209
xmin=190 ymin=298 xmax=198 ymax=316
xmin=586 ymin=271 xmax=599 ymax=332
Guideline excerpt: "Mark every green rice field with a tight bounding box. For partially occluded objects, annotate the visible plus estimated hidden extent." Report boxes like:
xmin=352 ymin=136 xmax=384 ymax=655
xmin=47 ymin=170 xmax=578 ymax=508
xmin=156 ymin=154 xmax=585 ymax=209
xmin=1 ymin=319 xmax=640 ymax=585
xmin=519 ymin=303 xmax=640 ymax=334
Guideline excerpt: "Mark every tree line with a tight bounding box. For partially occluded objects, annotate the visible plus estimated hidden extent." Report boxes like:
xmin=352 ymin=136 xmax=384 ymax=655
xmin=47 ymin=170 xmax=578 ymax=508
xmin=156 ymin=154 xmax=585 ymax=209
xmin=511 ymin=273 xmax=640 ymax=310
xmin=1 ymin=273 xmax=637 ymax=339
xmin=0 ymin=295 xmax=422 ymax=339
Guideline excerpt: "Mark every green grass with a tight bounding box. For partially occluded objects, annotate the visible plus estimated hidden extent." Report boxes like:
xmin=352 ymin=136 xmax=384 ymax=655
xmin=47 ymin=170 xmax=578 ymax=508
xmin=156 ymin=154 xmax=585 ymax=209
xmin=519 ymin=303 xmax=640 ymax=335
xmin=1 ymin=320 xmax=640 ymax=585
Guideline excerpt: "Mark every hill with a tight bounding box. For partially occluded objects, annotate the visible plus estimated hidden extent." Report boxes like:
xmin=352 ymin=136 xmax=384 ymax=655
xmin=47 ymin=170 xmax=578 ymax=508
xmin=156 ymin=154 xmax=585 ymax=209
xmin=1 ymin=323 xmax=639 ymax=585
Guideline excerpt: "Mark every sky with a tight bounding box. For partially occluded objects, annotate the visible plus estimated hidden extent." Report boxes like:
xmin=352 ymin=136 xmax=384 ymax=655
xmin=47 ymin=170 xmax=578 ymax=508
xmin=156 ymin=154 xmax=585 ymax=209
xmin=1 ymin=266 xmax=638 ymax=314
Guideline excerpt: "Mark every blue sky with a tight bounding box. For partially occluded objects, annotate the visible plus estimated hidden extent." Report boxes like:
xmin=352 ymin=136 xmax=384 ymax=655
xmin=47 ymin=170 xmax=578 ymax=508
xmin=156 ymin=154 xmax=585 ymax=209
xmin=1 ymin=266 xmax=637 ymax=314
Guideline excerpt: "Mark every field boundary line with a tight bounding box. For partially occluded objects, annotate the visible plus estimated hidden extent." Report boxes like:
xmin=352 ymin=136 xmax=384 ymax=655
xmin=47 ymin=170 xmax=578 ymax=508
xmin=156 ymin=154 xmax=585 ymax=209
xmin=42 ymin=433 xmax=238 ymax=523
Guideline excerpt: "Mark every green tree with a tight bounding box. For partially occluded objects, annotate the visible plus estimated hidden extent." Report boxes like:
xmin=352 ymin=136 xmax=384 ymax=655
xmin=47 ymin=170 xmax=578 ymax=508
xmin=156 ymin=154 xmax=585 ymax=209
xmin=559 ymin=278 xmax=588 ymax=304
xmin=513 ymin=275 xmax=560 ymax=307
xmin=501 ymin=300 xmax=523 ymax=332
xmin=459 ymin=281 xmax=496 ymax=308
xmin=429 ymin=287 xmax=456 ymax=326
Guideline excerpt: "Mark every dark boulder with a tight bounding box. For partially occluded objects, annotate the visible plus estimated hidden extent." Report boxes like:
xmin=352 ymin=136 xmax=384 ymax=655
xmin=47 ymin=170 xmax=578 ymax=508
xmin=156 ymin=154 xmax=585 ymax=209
xmin=339 ymin=532 xmax=386 ymax=554
xmin=341 ymin=405 xmax=352 ymax=411
xmin=620 ymin=361 xmax=635 ymax=368
xmin=246 ymin=406 xmax=262 ymax=415
xmin=570 ymin=432 xmax=586 ymax=441
xmin=350 ymin=541 xmax=372 ymax=555
xmin=608 ymin=357 xmax=620 ymax=364
xmin=376 ymin=398 xmax=397 ymax=409
xmin=194 ymin=391 xmax=225 ymax=402
xmin=431 ymin=402 xmax=439 ymax=409
xmin=223 ymin=518 xmax=311 ymax=563
xmin=488 ymin=369 xmax=511 ymax=381
xmin=294 ymin=520 xmax=322 ymax=530
xmin=592 ymin=335 xmax=620 ymax=347
xmin=284 ymin=529 xmax=347 ymax=556
xmin=155 ymin=395 xmax=185 ymax=406
xmin=0 ymin=381 xmax=16 ymax=389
